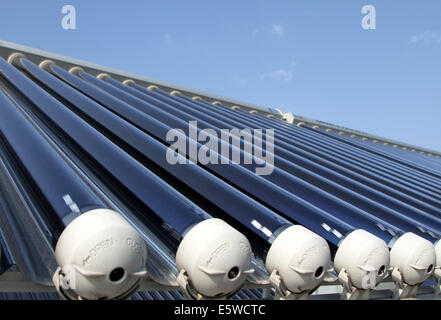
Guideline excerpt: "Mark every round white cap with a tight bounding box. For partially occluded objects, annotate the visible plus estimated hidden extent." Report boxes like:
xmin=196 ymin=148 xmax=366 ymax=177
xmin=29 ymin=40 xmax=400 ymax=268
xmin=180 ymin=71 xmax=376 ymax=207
xmin=68 ymin=66 xmax=84 ymax=75
xmin=390 ymin=232 xmax=436 ymax=285
xmin=265 ymin=225 xmax=331 ymax=293
xmin=7 ymin=52 xmax=26 ymax=66
xmin=38 ymin=59 xmax=56 ymax=71
xmin=96 ymin=73 xmax=110 ymax=80
xmin=55 ymin=209 xmax=147 ymax=300
xmin=334 ymin=229 xmax=390 ymax=289
xmin=176 ymin=218 xmax=253 ymax=298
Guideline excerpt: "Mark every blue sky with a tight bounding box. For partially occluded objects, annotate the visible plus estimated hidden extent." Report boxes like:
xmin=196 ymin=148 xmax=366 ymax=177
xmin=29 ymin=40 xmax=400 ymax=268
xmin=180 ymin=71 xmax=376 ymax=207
xmin=1 ymin=1 xmax=441 ymax=151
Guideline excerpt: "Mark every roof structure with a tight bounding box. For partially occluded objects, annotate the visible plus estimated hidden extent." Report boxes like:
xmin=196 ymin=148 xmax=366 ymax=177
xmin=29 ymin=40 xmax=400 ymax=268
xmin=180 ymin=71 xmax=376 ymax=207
xmin=0 ymin=41 xmax=439 ymax=300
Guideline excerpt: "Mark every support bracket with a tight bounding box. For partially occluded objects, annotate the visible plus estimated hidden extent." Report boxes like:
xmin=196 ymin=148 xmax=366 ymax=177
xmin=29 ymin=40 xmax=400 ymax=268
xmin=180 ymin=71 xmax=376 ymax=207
xmin=268 ymin=270 xmax=310 ymax=300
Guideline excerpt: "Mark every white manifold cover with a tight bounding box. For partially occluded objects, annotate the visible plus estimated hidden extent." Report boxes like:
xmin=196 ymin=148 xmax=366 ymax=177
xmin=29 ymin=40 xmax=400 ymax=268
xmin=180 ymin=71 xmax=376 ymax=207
xmin=390 ymin=232 xmax=436 ymax=285
xmin=175 ymin=218 xmax=253 ymax=298
xmin=334 ymin=229 xmax=390 ymax=289
xmin=265 ymin=225 xmax=331 ymax=293
xmin=55 ymin=209 xmax=147 ymax=300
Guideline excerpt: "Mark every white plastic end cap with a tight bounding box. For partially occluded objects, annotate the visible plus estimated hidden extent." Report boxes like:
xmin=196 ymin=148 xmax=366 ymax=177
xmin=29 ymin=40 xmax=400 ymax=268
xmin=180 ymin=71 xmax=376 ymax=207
xmin=170 ymin=90 xmax=181 ymax=96
xmin=7 ymin=52 xmax=26 ymax=66
xmin=265 ymin=225 xmax=331 ymax=293
xmin=97 ymin=73 xmax=110 ymax=80
xmin=176 ymin=219 xmax=253 ymax=298
xmin=390 ymin=233 xmax=436 ymax=285
xmin=122 ymin=79 xmax=135 ymax=86
xmin=334 ymin=229 xmax=390 ymax=289
xmin=68 ymin=66 xmax=84 ymax=76
xmin=147 ymin=85 xmax=158 ymax=91
xmin=54 ymin=209 xmax=147 ymax=300
xmin=38 ymin=60 xmax=56 ymax=71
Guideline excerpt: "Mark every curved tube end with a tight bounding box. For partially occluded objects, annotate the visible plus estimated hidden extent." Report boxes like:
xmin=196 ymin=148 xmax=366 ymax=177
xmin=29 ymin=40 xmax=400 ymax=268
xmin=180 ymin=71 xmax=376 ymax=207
xmin=265 ymin=225 xmax=331 ymax=293
xmin=97 ymin=73 xmax=110 ymax=80
xmin=68 ymin=66 xmax=84 ymax=76
xmin=334 ymin=229 xmax=390 ymax=289
xmin=38 ymin=59 xmax=56 ymax=72
xmin=176 ymin=219 xmax=253 ymax=298
xmin=146 ymin=85 xmax=158 ymax=91
xmin=7 ymin=52 xmax=26 ymax=67
xmin=54 ymin=209 xmax=147 ymax=300
xmin=390 ymin=233 xmax=436 ymax=285
xmin=170 ymin=90 xmax=182 ymax=96
xmin=122 ymin=79 xmax=135 ymax=86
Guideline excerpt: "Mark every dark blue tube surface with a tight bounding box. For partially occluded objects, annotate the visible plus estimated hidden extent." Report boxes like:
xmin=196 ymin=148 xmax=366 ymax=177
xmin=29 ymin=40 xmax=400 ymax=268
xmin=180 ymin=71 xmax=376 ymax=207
xmin=0 ymin=88 xmax=103 ymax=225
xmin=0 ymin=58 xmax=208 ymax=236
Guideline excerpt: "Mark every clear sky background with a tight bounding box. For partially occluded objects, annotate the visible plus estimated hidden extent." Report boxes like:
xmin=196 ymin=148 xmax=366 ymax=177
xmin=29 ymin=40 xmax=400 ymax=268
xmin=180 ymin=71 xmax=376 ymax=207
xmin=1 ymin=1 xmax=440 ymax=152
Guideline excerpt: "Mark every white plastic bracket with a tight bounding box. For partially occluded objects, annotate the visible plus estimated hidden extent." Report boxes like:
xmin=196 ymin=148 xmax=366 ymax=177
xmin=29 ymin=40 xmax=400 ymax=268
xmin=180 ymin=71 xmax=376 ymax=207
xmin=433 ymin=268 xmax=441 ymax=295
xmin=391 ymin=266 xmax=420 ymax=299
xmin=343 ymin=287 xmax=371 ymax=300
xmin=176 ymin=269 xmax=242 ymax=300
xmin=337 ymin=268 xmax=372 ymax=300
xmin=391 ymin=266 xmax=404 ymax=289
xmin=52 ymin=266 xmax=79 ymax=300
xmin=52 ymin=265 xmax=143 ymax=300
xmin=268 ymin=270 xmax=310 ymax=300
